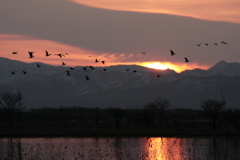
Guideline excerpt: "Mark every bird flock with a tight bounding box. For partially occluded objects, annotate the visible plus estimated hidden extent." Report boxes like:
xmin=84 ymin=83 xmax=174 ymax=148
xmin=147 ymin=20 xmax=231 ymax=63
xmin=7 ymin=40 xmax=228 ymax=79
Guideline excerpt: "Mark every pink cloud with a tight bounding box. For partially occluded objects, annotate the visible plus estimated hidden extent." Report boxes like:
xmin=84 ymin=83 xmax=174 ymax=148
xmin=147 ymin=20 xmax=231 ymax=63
xmin=70 ymin=0 xmax=240 ymax=24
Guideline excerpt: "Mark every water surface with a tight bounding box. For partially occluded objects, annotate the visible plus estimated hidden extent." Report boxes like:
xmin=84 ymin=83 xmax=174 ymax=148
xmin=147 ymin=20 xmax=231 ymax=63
xmin=0 ymin=137 xmax=239 ymax=160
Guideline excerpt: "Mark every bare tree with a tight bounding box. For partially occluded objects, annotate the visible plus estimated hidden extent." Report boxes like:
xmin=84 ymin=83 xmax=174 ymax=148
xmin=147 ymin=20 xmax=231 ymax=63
xmin=0 ymin=91 xmax=24 ymax=130
xmin=154 ymin=97 xmax=171 ymax=128
xmin=201 ymin=99 xmax=226 ymax=130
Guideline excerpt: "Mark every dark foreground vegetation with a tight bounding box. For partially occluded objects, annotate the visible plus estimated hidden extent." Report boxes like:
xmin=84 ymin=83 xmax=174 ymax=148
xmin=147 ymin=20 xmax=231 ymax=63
xmin=1 ymin=91 xmax=240 ymax=137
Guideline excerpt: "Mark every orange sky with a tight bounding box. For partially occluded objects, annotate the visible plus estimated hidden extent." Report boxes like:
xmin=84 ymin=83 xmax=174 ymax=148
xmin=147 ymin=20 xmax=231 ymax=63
xmin=0 ymin=34 xmax=210 ymax=73
xmin=1 ymin=0 xmax=239 ymax=73
xmin=70 ymin=0 xmax=240 ymax=24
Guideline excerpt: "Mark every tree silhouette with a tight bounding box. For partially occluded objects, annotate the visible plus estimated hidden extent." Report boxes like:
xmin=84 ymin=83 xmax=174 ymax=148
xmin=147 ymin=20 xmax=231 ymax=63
xmin=0 ymin=91 xmax=24 ymax=131
xmin=201 ymin=99 xmax=226 ymax=130
xmin=143 ymin=103 xmax=157 ymax=128
xmin=154 ymin=97 xmax=171 ymax=128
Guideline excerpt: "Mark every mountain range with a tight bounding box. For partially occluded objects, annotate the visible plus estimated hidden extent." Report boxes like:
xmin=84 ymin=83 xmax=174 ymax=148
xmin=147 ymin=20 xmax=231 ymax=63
xmin=1 ymin=57 xmax=240 ymax=109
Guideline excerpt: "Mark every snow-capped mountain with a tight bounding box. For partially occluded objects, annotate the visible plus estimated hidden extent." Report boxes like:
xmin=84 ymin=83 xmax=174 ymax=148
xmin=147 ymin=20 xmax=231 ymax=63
xmin=1 ymin=57 xmax=240 ymax=109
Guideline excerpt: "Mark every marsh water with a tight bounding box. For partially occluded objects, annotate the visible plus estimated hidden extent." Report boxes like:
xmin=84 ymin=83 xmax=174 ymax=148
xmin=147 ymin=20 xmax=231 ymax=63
xmin=0 ymin=137 xmax=239 ymax=160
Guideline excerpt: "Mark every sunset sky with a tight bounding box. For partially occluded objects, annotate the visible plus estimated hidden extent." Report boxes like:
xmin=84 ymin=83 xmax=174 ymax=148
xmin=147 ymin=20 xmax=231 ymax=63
xmin=1 ymin=0 xmax=240 ymax=72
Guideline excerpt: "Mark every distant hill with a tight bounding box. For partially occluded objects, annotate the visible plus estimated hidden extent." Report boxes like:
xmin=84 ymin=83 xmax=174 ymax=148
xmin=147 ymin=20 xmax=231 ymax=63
xmin=1 ymin=57 xmax=240 ymax=109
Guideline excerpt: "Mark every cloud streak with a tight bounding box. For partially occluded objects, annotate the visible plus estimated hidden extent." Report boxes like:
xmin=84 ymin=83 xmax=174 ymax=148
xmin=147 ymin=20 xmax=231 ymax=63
xmin=71 ymin=0 xmax=240 ymax=24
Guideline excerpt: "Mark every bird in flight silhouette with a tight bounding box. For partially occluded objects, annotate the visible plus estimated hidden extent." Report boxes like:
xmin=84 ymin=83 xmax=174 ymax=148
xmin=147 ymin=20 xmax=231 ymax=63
xmin=70 ymin=67 xmax=74 ymax=70
xmin=89 ymin=66 xmax=95 ymax=70
xmin=22 ymin=70 xmax=27 ymax=74
xmin=170 ymin=50 xmax=176 ymax=56
xmin=10 ymin=71 xmax=15 ymax=75
xmin=55 ymin=53 xmax=65 ymax=58
xmin=184 ymin=57 xmax=190 ymax=62
xmin=28 ymin=52 xmax=35 ymax=58
xmin=12 ymin=52 xmax=18 ymax=54
xmin=66 ymin=71 xmax=71 ymax=76
xmin=141 ymin=52 xmax=146 ymax=55
xmin=86 ymin=75 xmax=90 ymax=80
xmin=101 ymin=61 xmax=106 ymax=64
xmin=45 ymin=50 xmax=51 ymax=57
xmin=37 ymin=63 xmax=41 ymax=67
xmin=83 ymin=67 xmax=87 ymax=72
xmin=62 ymin=62 xmax=66 ymax=65
xmin=95 ymin=59 xmax=99 ymax=63
xmin=197 ymin=43 xmax=201 ymax=46
xmin=157 ymin=74 xmax=161 ymax=78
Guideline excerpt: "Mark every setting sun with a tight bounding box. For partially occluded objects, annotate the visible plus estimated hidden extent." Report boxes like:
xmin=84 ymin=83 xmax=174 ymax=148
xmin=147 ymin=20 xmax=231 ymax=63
xmin=139 ymin=62 xmax=210 ymax=73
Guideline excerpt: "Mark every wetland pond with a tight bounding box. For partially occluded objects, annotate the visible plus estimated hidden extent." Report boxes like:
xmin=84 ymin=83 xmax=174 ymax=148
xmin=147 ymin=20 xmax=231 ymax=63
xmin=0 ymin=137 xmax=240 ymax=160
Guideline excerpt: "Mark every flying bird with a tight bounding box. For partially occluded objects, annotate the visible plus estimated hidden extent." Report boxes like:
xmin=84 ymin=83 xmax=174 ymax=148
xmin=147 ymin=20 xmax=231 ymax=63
xmin=28 ymin=52 xmax=35 ymax=58
xmin=70 ymin=67 xmax=74 ymax=70
xmin=95 ymin=59 xmax=99 ymax=63
xmin=22 ymin=70 xmax=27 ymax=74
xmin=157 ymin=74 xmax=161 ymax=78
xmin=184 ymin=57 xmax=190 ymax=62
xmin=85 ymin=75 xmax=90 ymax=80
xmin=12 ymin=52 xmax=18 ymax=54
xmin=66 ymin=71 xmax=71 ymax=76
xmin=221 ymin=41 xmax=228 ymax=45
xmin=10 ymin=71 xmax=15 ymax=75
xmin=133 ymin=70 xmax=137 ymax=73
xmin=170 ymin=50 xmax=176 ymax=56
xmin=55 ymin=53 xmax=65 ymax=58
xmin=89 ymin=66 xmax=95 ymax=70
xmin=101 ymin=61 xmax=106 ymax=64
xmin=62 ymin=62 xmax=66 ymax=65
xmin=205 ymin=43 xmax=208 ymax=46
xmin=103 ymin=68 xmax=107 ymax=71
xmin=83 ymin=67 xmax=87 ymax=72
xmin=196 ymin=43 xmax=201 ymax=46
xmin=37 ymin=63 xmax=41 ymax=67
xmin=141 ymin=52 xmax=146 ymax=55
xmin=126 ymin=69 xmax=130 ymax=71
xmin=45 ymin=50 xmax=51 ymax=56
xmin=214 ymin=43 xmax=218 ymax=46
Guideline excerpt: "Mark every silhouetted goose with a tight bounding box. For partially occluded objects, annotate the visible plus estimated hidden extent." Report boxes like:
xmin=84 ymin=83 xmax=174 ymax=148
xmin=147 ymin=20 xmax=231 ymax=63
xmin=133 ymin=70 xmax=137 ymax=73
xmin=22 ymin=70 xmax=27 ymax=74
xmin=28 ymin=52 xmax=35 ymax=58
xmin=184 ymin=57 xmax=190 ymax=62
xmin=45 ymin=50 xmax=51 ymax=56
xmin=205 ymin=43 xmax=208 ymax=46
xmin=221 ymin=41 xmax=228 ymax=45
xmin=55 ymin=53 xmax=64 ymax=58
xmin=214 ymin=43 xmax=218 ymax=46
xmin=62 ymin=62 xmax=66 ymax=65
xmin=95 ymin=59 xmax=99 ymax=63
xmin=37 ymin=63 xmax=41 ymax=67
xmin=101 ymin=61 xmax=106 ymax=64
xmin=10 ymin=71 xmax=15 ymax=75
xmin=83 ymin=67 xmax=87 ymax=72
xmin=70 ymin=67 xmax=74 ymax=70
xmin=157 ymin=74 xmax=161 ymax=77
xmin=89 ymin=66 xmax=95 ymax=70
xmin=85 ymin=75 xmax=90 ymax=80
xmin=66 ymin=71 xmax=71 ymax=76
xmin=196 ymin=43 xmax=201 ymax=46
xmin=103 ymin=68 xmax=107 ymax=71
xmin=126 ymin=69 xmax=130 ymax=71
xmin=12 ymin=52 xmax=18 ymax=54
xmin=170 ymin=50 xmax=176 ymax=56
xmin=141 ymin=52 xmax=146 ymax=54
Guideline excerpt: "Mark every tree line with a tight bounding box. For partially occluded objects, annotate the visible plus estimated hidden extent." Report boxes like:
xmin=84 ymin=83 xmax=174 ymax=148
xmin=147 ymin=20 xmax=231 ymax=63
xmin=0 ymin=91 xmax=240 ymax=137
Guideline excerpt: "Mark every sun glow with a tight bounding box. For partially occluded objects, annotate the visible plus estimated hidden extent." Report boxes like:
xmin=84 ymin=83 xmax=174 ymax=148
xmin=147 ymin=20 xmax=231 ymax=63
xmin=140 ymin=62 xmax=181 ymax=72
xmin=139 ymin=62 xmax=210 ymax=73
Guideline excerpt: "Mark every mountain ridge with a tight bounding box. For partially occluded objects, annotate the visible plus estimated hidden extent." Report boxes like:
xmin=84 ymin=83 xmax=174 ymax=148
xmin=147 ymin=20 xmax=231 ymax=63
xmin=1 ymin=57 xmax=240 ymax=109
